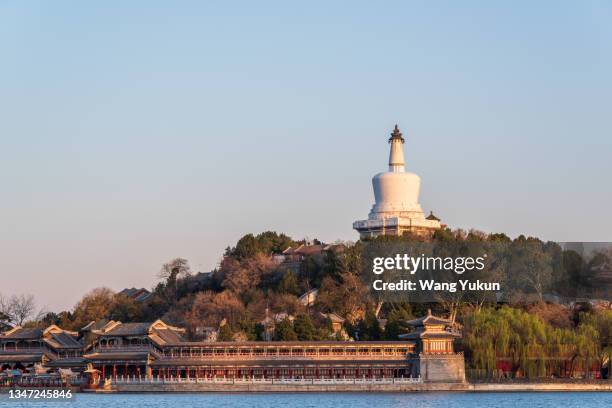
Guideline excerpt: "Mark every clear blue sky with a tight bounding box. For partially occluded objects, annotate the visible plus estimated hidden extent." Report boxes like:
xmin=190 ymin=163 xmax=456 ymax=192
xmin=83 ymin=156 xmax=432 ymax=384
xmin=1 ymin=1 xmax=611 ymax=312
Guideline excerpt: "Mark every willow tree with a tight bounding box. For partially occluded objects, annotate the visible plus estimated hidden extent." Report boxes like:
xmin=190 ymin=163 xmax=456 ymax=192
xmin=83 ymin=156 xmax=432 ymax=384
xmin=579 ymin=310 xmax=612 ymax=378
xmin=463 ymin=306 xmax=600 ymax=379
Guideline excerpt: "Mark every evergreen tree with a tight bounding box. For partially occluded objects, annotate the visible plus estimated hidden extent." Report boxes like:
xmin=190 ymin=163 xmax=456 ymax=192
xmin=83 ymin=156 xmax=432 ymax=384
xmin=294 ymin=314 xmax=317 ymax=340
xmin=217 ymin=324 xmax=233 ymax=341
xmin=359 ymin=309 xmax=382 ymax=341
xmin=277 ymin=270 xmax=300 ymax=295
xmin=274 ymin=318 xmax=298 ymax=341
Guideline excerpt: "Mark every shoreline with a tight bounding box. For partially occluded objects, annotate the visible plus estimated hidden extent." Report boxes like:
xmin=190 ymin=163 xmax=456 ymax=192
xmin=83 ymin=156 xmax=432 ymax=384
xmin=79 ymin=381 xmax=612 ymax=393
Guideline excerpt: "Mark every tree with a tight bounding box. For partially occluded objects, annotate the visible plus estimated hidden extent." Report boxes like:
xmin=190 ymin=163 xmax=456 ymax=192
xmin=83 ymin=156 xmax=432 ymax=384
xmin=527 ymin=303 xmax=573 ymax=329
xmin=316 ymin=273 xmax=369 ymax=320
xmin=68 ymin=287 xmax=115 ymax=330
xmin=229 ymin=231 xmax=296 ymax=261
xmin=230 ymin=234 xmax=259 ymax=260
xmin=184 ymin=290 xmax=245 ymax=332
xmin=268 ymin=292 xmax=303 ymax=316
xmin=383 ymin=303 xmax=413 ymax=340
xmin=107 ymin=294 xmax=145 ymax=322
xmin=321 ymin=244 xmax=362 ymax=281
xmin=580 ymin=310 xmax=612 ymax=379
xmin=0 ymin=293 xmax=37 ymax=326
xmin=217 ymin=324 xmax=233 ymax=341
xmin=277 ymin=270 xmax=300 ymax=295
xmin=507 ymin=237 xmax=554 ymax=303
xmin=159 ymin=258 xmax=191 ymax=301
xmin=0 ymin=307 xmax=11 ymax=331
xmin=462 ymin=306 xmax=600 ymax=379
xmin=159 ymin=257 xmax=191 ymax=281
xmin=293 ymin=314 xmax=317 ymax=340
xmin=274 ymin=318 xmax=297 ymax=341
xmin=220 ymin=254 xmax=276 ymax=296
xmin=358 ymin=308 xmax=382 ymax=341
xmin=39 ymin=312 xmax=61 ymax=327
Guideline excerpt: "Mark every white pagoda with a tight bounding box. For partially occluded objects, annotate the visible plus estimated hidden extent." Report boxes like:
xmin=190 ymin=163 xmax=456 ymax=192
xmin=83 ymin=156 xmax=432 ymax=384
xmin=353 ymin=125 xmax=441 ymax=239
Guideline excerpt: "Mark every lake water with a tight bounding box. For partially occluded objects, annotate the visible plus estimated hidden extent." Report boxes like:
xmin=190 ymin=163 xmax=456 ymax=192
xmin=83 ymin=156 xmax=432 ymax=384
xmin=2 ymin=392 xmax=612 ymax=407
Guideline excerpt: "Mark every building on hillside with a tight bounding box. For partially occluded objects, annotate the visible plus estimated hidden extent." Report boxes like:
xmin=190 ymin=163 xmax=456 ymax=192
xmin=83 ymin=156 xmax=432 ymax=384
xmin=277 ymin=243 xmax=346 ymax=265
xmin=118 ymin=288 xmax=153 ymax=303
xmin=353 ymin=125 xmax=443 ymax=239
xmin=299 ymin=289 xmax=318 ymax=307
xmin=280 ymin=244 xmax=326 ymax=263
xmin=319 ymin=312 xmax=345 ymax=336
xmin=193 ymin=326 xmax=219 ymax=342
xmin=260 ymin=312 xmax=296 ymax=341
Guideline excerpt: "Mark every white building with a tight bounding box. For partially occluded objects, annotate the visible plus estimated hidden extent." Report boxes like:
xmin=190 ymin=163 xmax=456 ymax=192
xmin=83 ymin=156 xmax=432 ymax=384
xmin=353 ymin=125 xmax=442 ymax=239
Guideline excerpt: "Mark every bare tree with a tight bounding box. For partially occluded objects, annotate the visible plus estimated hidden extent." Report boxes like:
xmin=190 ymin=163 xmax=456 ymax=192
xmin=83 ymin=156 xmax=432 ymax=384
xmin=158 ymin=258 xmax=191 ymax=301
xmin=158 ymin=258 xmax=191 ymax=281
xmin=11 ymin=294 xmax=36 ymax=325
xmin=0 ymin=293 xmax=11 ymax=328
xmin=0 ymin=293 xmax=37 ymax=326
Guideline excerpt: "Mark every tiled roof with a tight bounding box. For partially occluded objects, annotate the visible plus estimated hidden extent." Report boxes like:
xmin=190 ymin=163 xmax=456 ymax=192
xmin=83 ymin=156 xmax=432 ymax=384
xmin=426 ymin=211 xmax=440 ymax=221
xmin=405 ymin=310 xmax=451 ymax=327
xmin=323 ymin=244 xmax=346 ymax=252
xmin=294 ymin=245 xmax=325 ymax=256
xmin=150 ymin=328 xmax=184 ymax=345
xmin=400 ymin=331 xmax=458 ymax=340
xmin=81 ymin=320 xmax=112 ymax=332
xmin=103 ymin=323 xmax=151 ymax=337
xmin=321 ymin=312 xmax=345 ymax=323
xmin=134 ymin=291 xmax=153 ymax=302
xmin=163 ymin=340 xmax=415 ymax=347
xmin=298 ymin=289 xmax=318 ymax=301
xmin=83 ymin=351 xmax=150 ymax=361
xmin=0 ymin=327 xmax=43 ymax=340
xmin=119 ymin=288 xmax=152 ymax=302
xmin=0 ymin=354 xmax=45 ymax=363
xmin=45 ymin=358 xmax=86 ymax=367
xmin=151 ymin=359 xmax=410 ymax=367
xmin=46 ymin=332 xmax=81 ymax=348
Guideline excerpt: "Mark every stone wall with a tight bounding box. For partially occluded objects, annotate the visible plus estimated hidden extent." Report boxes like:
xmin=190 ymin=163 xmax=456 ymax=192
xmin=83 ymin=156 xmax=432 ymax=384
xmin=103 ymin=381 xmax=612 ymax=393
xmin=419 ymin=353 xmax=466 ymax=383
xmin=109 ymin=382 xmax=470 ymax=393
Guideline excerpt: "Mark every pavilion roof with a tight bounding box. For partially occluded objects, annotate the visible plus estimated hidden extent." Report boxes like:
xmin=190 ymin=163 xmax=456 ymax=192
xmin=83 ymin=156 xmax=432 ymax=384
xmin=399 ymin=331 xmax=459 ymax=340
xmin=426 ymin=211 xmax=441 ymax=221
xmin=405 ymin=310 xmax=451 ymax=327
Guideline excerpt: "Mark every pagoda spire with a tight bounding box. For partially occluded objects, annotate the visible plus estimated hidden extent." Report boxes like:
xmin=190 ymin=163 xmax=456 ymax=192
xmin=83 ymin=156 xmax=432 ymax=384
xmin=388 ymin=124 xmax=405 ymax=172
xmin=388 ymin=124 xmax=405 ymax=143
